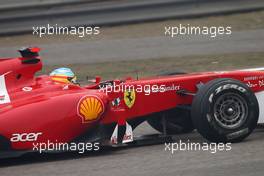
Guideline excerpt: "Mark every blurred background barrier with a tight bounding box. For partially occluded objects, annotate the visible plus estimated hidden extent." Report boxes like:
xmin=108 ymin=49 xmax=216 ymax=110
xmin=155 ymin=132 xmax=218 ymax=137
xmin=0 ymin=0 xmax=264 ymax=36
xmin=0 ymin=0 xmax=101 ymax=9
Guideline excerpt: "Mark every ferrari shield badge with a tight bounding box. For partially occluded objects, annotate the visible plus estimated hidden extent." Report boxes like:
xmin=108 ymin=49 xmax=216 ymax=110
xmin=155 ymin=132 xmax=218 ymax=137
xmin=124 ymin=89 xmax=136 ymax=108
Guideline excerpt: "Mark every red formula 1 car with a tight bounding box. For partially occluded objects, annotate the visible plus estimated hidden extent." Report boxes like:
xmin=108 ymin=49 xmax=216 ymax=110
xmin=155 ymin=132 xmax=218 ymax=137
xmin=0 ymin=47 xmax=263 ymax=158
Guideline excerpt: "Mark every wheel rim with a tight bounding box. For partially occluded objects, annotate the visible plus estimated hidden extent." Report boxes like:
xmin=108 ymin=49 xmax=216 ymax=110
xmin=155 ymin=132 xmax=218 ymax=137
xmin=213 ymin=93 xmax=248 ymax=129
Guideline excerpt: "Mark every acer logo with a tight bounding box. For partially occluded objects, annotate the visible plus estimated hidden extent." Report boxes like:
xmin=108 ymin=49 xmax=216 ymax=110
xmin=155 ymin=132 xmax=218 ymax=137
xmin=10 ymin=132 xmax=42 ymax=142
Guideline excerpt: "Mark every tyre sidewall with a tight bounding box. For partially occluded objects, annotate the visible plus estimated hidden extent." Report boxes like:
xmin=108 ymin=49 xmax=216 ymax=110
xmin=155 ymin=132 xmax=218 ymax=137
xmin=192 ymin=79 xmax=259 ymax=142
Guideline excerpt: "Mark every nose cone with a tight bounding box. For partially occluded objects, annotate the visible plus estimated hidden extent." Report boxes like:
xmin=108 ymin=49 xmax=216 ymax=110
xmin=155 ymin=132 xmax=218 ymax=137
xmin=77 ymin=95 xmax=105 ymax=123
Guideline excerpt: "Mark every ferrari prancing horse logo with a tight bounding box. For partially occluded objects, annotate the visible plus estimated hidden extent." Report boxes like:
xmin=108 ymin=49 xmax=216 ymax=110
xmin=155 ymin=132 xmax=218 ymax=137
xmin=124 ymin=90 xmax=136 ymax=108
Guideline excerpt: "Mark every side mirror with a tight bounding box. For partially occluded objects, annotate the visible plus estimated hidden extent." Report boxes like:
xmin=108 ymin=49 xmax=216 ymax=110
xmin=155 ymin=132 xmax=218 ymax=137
xmin=95 ymin=76 xmax=101 ymax=84
xmin=86 ymin=76 xmax=101 ymax=84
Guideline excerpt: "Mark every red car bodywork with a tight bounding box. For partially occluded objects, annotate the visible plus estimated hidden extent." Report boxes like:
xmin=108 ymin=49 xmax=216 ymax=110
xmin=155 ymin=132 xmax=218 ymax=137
xmin=0 ymin=48 xmax=264 ymax=157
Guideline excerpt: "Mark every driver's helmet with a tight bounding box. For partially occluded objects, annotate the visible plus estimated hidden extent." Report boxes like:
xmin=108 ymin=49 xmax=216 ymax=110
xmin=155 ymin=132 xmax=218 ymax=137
xmin=50 ymin=67 xmax=77 ymax=84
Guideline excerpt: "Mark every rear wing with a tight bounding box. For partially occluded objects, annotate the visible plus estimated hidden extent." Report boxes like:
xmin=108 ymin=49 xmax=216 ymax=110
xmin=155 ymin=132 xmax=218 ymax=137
xmin=18 ymin=47 xmax=41 ymax=64
xmin=0 ymin=47 xmax=42 ymax=91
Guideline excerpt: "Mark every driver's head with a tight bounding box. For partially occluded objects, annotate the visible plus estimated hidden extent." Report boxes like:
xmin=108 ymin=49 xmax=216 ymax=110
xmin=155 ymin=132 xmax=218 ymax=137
xmin=50 ymin=67 xmax=77 ymax=84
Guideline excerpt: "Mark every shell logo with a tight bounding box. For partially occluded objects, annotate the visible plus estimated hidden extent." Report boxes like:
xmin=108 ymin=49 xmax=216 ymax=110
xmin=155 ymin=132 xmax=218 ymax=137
xmin=77 ymin=95 xmax=105 ymax=123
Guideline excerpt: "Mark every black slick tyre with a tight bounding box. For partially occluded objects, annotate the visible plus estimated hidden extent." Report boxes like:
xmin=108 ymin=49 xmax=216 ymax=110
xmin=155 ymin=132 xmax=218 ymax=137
xmin=191 ymin=78 xmax=259 ymax=143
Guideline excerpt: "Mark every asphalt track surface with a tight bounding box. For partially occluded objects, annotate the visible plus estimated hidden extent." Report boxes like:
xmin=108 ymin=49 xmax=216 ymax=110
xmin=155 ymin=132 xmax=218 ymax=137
xmin=0 ymin=29 xmax=263 ymax=65
xmin=0 ymin=122 xmax=264 ymax=176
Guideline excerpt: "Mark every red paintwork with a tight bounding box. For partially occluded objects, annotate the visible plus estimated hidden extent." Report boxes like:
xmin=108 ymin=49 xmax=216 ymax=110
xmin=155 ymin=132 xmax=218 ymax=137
xmin=1 ymin=48 xmax=264 ymax=151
